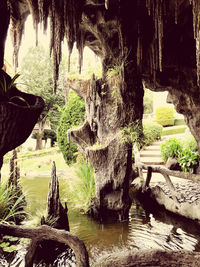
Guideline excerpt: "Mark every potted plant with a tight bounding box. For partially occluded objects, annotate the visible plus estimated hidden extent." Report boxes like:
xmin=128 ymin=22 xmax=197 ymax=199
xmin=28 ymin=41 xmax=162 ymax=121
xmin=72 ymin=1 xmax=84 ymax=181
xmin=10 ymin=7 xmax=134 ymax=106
xmin=0 ymin=69 xmax=44 ymax=170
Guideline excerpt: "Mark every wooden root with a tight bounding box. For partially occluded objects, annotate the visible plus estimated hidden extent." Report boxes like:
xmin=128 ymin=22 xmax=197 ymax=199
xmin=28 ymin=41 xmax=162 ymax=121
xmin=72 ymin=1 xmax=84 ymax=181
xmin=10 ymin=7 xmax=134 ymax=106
xmin=0 ymin=224 xmax=89 ymax=267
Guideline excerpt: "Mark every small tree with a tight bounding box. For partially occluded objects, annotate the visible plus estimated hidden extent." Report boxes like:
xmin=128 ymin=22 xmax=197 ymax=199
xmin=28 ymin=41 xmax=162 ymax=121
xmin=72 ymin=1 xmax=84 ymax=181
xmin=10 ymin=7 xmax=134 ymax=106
xmin=57 ymin=90 xmax=85 ymax=165
xmin=20 ymin=46 xmax=65 ymax=149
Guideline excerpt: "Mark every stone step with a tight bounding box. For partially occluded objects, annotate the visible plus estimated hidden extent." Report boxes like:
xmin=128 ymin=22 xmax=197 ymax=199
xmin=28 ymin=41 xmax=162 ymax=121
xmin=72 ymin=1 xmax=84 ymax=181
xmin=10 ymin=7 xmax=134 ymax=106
xmin=140 ymin=157 xmax=164 ymax=165
xmin=151 ymin=141 xmax=163 ymax=146
xmin=140 ymin=150 xmax=161 ymax=157
xmin=143 ymin=147 xmax=161 ymax=151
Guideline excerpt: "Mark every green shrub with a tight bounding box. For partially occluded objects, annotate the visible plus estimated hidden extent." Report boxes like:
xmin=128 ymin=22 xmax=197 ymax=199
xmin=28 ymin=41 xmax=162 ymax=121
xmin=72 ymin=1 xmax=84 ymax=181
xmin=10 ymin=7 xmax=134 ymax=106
xmin=66 ymin=161 xmax=95 ymax=212
xmin=161 ymin=125 xmax=187 ymax=136
xmin=161 ymin=133 xmax=198 ymax=168
xmin=155 ymin=107 xmax=174 ymax=126
xmin=161 ymin=138 xmax=182 ymax=162
xmin=174 ymin=119 xmax=185 ymax=126
xmin=57 ymin=91 xmax=85 ymax=165
xmin=177 ymin=150 xmax=199 ymax=173
xmin=143 ymin=121 xmax=163 ymax=146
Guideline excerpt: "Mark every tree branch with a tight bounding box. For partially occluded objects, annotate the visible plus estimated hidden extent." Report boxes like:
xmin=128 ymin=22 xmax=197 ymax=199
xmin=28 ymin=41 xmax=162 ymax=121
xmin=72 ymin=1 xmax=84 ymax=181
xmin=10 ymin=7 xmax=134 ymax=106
xmin=0 ymin=224 xmax=89 ymax=267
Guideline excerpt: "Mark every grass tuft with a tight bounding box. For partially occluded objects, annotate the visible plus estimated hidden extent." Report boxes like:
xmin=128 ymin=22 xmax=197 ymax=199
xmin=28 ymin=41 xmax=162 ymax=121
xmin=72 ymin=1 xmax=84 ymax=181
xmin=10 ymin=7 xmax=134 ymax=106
xmin=66 ymin=161 xmax=95 ymax=213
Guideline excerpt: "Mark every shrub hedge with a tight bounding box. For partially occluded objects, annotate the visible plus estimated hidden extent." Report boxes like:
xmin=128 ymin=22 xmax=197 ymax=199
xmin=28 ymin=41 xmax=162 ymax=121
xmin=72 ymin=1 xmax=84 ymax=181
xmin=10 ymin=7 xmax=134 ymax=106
xmin=155 ymin=107 xmax=174 ymax=126
xmin=161 ymin=125 xmax=187 ymax=136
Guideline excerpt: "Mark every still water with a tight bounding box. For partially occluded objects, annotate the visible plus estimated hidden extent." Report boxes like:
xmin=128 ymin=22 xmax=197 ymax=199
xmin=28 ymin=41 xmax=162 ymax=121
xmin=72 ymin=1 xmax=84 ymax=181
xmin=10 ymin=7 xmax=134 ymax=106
xmin=5 ymin=176 xmax=200 ymax=265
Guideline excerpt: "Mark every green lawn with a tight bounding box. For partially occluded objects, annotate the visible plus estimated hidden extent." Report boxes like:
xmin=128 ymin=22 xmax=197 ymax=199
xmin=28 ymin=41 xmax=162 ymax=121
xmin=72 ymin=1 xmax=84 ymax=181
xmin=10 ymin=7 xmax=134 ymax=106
xmin=1 ymin=146 xmax=74 ymax=178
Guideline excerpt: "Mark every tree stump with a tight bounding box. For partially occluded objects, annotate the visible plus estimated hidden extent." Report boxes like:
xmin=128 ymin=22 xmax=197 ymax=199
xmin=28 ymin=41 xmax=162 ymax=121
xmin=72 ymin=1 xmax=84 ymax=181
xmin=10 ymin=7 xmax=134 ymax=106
xmin=46 ymin=161 xmax=69 ymax=231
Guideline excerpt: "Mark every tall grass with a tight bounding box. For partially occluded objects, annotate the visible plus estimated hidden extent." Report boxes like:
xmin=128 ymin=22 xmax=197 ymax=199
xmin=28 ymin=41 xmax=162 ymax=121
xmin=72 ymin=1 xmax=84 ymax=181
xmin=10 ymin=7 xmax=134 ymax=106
xmin=0 ymin=180 xmax=26 ymax=224
xmin=66 ymin=161 xmax=95 ymax=212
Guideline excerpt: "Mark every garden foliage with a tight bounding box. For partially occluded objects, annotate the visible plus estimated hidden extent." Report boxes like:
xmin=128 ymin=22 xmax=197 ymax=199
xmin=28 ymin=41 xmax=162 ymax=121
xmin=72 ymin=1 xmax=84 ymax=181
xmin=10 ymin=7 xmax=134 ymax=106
xmin=0 ymin=180 xmax=26 ymax=224
xmin=57 ymin=91 xmax=85 ymax=165
xmin=155 ymin=106 xmax=174 ymax=126
xmin=161 ymin=134 xmax=199 ymax=173
xmin=66 ymin=160 xmax=95 ymax=212
xmin=143 ymin=121 xmax=163 ymax=146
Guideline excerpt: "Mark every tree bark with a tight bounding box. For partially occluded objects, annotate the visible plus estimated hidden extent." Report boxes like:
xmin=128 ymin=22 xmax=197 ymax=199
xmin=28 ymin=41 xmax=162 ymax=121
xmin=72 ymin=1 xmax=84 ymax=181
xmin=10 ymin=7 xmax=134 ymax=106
xmin=69 ymin=71 xmax=143 ymax=221
xmin=93 ymin=249 xmax=200 ymax=267
xmin=46 ymin=161 xmax=69 ymax=231
xmin=0 ymin=224 xmax=89 ymax=267
xmin=35 ymin=120 xmax=46 ymax=150
xmin=0 ymin=0 xmax=9 ymax=68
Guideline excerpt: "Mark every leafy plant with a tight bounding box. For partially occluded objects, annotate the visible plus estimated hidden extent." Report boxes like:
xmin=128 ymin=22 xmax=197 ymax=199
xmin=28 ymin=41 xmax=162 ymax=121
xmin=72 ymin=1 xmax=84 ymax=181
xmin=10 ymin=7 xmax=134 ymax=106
xmin=121 ymin=121 xmax=143 ymax=146
xmin=57 ymin=90 xmax=85 ymax=165
xmin=0 ymin=180 xmax=27 ymax=224
xmin=177 ymin=150 xmax=199 ymax=173
xmin=0 ymin=235 xmax=20 ymax=253
xmin=0 ymin=73 xmax=20 ymax=97
xmin=143 ymin=121 xmax=163 ymax=146
xmin=155 ymin=106 xmax=175 ymax=126
xmin=66 ymin=161 xmax=95 ymax=212
xmin=161 ymin=138 xmax=182 ymax=163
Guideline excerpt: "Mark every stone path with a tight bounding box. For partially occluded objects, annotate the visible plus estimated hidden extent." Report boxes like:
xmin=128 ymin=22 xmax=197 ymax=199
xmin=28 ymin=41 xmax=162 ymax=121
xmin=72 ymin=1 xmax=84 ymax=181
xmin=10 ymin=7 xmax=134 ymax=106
xmin=156 ymin=180 xmax=200 ymax=205
xmin=139 ymin=135 xmax=200 ymax=219
xmin=140 ymin=140 xmax=164 ymax=165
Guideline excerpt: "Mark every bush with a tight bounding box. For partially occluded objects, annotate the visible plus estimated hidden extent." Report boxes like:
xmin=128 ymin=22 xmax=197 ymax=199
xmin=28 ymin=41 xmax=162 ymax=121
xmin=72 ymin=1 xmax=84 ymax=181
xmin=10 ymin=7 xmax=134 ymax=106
xmin=177 ymin=149 xmax=199 ymax=173
xmin=57 ymin=91 xmax=85 ymax=165
xmin=161 ymin=125 xmax=187 ymax=136
xmin=155 ymin=107 xmax=174 ymax=126
xmin=161 ymin=138 xmax=182 ymax=162
xmin=161 ymin=134 xmax=199 ymax=172
xmin=174 ymin=119 xmax=185 ymax=126
xmin=143 ymin=121 xmax=163 ymax=146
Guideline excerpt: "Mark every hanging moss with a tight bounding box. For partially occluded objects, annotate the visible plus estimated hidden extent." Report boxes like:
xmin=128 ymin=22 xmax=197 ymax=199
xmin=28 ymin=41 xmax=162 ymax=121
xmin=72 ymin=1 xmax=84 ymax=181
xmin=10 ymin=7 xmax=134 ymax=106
xmin=145 ymin=0 xmax=164 ymax=74
xmin=8 ymin=0 xmax=85 ymax=92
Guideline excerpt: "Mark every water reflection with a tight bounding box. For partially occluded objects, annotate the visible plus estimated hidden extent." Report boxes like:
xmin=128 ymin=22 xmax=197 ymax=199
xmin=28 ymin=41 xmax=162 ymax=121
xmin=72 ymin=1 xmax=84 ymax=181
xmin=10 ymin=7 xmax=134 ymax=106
xmin=68 ymin=204 xmax=200 ymax=264
xmin=2 ymin=176 xmax=200 ymax=266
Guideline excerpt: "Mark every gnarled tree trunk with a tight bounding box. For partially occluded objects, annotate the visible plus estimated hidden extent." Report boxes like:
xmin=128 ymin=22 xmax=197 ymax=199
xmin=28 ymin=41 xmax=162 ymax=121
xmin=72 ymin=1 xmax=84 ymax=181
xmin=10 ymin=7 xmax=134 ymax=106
xmin=69 ymin=66 xmax=143 ymax=221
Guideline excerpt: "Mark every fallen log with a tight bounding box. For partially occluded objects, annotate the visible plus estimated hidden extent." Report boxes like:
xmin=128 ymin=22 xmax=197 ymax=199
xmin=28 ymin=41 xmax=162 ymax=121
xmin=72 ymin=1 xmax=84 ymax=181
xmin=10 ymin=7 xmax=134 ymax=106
xmin=0 ymin=224 xmax=89 ymax=267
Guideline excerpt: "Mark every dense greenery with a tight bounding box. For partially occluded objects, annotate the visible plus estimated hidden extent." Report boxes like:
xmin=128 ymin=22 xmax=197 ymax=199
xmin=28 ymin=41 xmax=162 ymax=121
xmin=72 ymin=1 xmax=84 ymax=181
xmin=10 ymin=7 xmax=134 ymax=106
xmin=143 ymin=121 xmax=163 ymax=146
xmin=161 ymin=133 xmax=199 ymax=173
xmin=57 ymin=91 xmax=85 ymax=165
xmin=155 ymin=107 xmax=174 ymax=126
xmin=121 ymin=120 xmax=162 ymax=148
xmin=178 ymin=150 xmax=199 ymax=173
xmin=161 ymin=138 xmax=182 ymax=163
